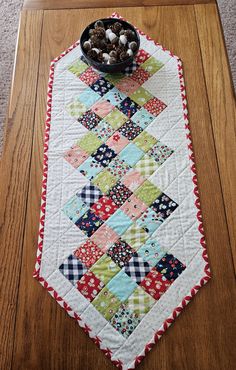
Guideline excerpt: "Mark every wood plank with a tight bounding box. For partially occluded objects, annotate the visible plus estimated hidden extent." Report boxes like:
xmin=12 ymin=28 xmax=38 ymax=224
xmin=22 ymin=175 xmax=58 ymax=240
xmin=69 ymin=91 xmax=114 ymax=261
xmin=23 ymin=0 xmax=215 ymax=10
xmin=0 ymin=10 xmax=43 ymax=370
xmin=195 ymin=3 xmax=236 ymax=271
xmin=12 ymin=6 xmax=236 ymax=370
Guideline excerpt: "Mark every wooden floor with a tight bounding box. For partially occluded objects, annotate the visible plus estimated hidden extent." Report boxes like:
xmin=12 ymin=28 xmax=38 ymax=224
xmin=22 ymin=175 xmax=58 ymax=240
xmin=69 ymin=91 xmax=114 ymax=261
xmin=0 ymin=1 xmax=235 ymax=370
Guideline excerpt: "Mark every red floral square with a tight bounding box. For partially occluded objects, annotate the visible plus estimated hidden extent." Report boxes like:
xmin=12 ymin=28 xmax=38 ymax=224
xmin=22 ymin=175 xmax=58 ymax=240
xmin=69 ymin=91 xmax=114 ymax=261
xmin=130 ymin=68 xmax=151 ymax=85
xmin=79 ymin=66 xmax=100 ymax=85
xmin=90 ymin=196 xmax=119 ymax=221
xmin=143 ymin=97 xmax=167 ymax=117
xmin=135 ymin=49 xmax=151 ymax=65
xmin=140 ymin=268 xmax=172 ymax=300
xmin=77 ymin=270 xmax=104 ymax=301
xmin=74 ymin=240 xmax=103 ymax=268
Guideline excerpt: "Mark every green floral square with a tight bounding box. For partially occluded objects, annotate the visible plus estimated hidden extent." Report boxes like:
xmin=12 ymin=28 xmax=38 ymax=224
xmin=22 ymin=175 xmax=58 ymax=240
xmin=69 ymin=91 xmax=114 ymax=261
xmin=122 ymin=224 xmax=149 ymax=250
xmin=129 ymin=87 xmax=153 ymax=106
xmin=135 ymin=180 xmax=162 ymax=206
xmin=77 ymin=132 xmax=103 ymax=154
xmin=92 ymin=286 xmax=122 ymax=320
xmin=92 ymin=169 xmax=117 ymax=193
xmin=90 ymin=254 xmax=120 ymax=284
xmin=141 ymin=57 xmax=164 ymax=75
xmin=68 ymin=59 xmax=88 ymax=76
xmin=105 ymin=73 xmax=124 ymax=85
xmin=66 ymin=100 xmax=87 ymax=118
xmin=134 ymin=131 xmax=157 ymax=152
xmin=105 ymin=108 xmax=128 ymax=129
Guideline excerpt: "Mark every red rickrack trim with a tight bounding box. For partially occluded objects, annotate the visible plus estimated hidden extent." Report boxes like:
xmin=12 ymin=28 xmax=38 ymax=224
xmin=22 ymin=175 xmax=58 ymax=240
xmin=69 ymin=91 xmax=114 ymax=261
xmin=34 ymin=12 xmax=211 ymax=370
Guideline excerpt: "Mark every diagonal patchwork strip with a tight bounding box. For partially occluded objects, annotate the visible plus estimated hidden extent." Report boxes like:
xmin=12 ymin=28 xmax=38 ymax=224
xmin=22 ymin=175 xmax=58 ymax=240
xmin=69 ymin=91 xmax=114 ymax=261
xmin=34 ymin=12 xmax=210 ymax=370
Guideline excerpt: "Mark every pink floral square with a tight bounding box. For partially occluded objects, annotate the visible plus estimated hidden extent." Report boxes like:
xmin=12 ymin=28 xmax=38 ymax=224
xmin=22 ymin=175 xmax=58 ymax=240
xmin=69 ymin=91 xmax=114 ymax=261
xmin=120 ymin=194 xmax=147 ymax=220
xmin=79 ymin=66 xmax=100 ymax=85
xmin=63 ymin=145 xmax=89 ymax=168
xmin=143 ymin=97 xmax=167 ymax=117
xmin=91 ymin=223 xmax=119 ymax=252
xmin=106 ymin=132 xmax=129 ymax=154
xmin=122 ymin=169 xmax=146 ymax=191
xmin=91 ymin=99 xmax=114 ymax=118
xmin=130 ymin=68 xmax=151 ymax=85
xmin=135 ymin=49 xmax=151 ymax=65
xmin=116 ymin=77 xmax=140 ymax=95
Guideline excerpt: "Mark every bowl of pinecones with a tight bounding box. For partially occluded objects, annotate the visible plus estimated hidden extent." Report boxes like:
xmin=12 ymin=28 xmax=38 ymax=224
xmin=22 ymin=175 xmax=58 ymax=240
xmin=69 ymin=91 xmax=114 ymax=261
xmin=80 ymin=18 xmax=140 ymax=73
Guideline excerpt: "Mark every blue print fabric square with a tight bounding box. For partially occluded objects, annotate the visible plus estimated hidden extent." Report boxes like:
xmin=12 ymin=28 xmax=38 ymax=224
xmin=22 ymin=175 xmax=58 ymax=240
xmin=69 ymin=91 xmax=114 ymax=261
xmin=78 ymin=110 xmax=101 ymax=130
xmin=156 ymin=253 xmax=186 ymax=280
xmin=77 ymin=88 xmax=100 ymax=108
xmin=138 ymin=239 xmax=166 ymax=267
xmin=151 ymin=193 xmax=178 ymax=220
xmin=78 ymin=157 xmax=103 ymax=180
xmin=119 ymin=143 xmax=144 ymax=167
xmin=132 ymin=107 xmax=156 ymax=129
xmin=118 ymin=120 xmax=143 ymax=141
xmin=118 ymin=97 xmax=140 ymax=118
xmin=75 ymin=209 xmax=103 ymax=236
xmin=92 ymin=144 xmax=117 ymax=167
xmin=136 ymin=207 xmax=163 ymax=235
xmin=59 ymin=254 xmax=87 ymax=285
xmin=90 ymin=77 xmax=114 ymax=96
xmin=106 ymin=209 xmax=133 ymax=236
xmin=103 ymin=87 xmax=127 ymax=106
xmin=62 ymin=194 xmax=89 ymax=223
xmin=107 ymin=270 xmax=137 ymax=301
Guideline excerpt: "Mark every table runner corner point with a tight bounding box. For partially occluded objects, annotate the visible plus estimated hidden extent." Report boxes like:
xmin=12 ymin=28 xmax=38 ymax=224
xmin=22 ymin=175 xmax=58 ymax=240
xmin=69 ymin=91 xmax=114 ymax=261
xmin=33 ymin=12 xmax=211 ymax=370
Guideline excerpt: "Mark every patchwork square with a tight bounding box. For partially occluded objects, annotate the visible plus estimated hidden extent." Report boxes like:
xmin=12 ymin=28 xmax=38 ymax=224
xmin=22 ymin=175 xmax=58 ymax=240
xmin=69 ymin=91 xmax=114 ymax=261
xmin=138 ymin=239 xmax=166 ymax=267
xmin=74 ymin=240 xmax=103 ymax=268
xmin=106 ymin=132 xmax=129 ymax=153
xmin=143 ymin=97 xmax=167 ymax=117
xmin=136 ymin=207 xmax=163 ymax=235
xmin=118 ymin=120 xmax=143 ymax=141
xmin=126 ymin=285 xmax=155 ymax=316
xmin=106 ymin=157 xmax=131 ymax=179
xmin=120 ymin=194 xmax=148 ymax=221
xmin=90 ymin=77 xmax=114 ymax=96
xmin=135 ymin=49 xmax=151 ymax=65
xmin=78 ymin=109 xmax=101 ymax=130
xmin=78 ymin=88 xmax=100 ymax=108
xmin=75 ymin=209 xmax=103 ymax=237
xmin=129 ymin=87 xmax=153 ymax=106
xmin=110 ymin=304 xmax=141 ymax=338
xmin=77 ymin=132 xmax=103 ymax=154
xmin=68 ymin=59 xmax=88 ymax=76
xmin=105 ymin=108 xmax=128 ymax=130
xmin=91 ymin=223 xmax=119 ymax=252
xmin=63 ymin=145 xmax=89 ymax=168
xmin=134 ymin=153 xmax=159 ymax=177
xmin=122 ymin=169 xmax=146 ymax=191
xmin=62 ymin=194 xmax=89 ymax=223
xmin=148 ymin=141 xmax=174 ymax=166
xmin=91 ymin=99 xmax=114 ymax=118
xmin=135 ymin=180 xmax=162 ymax=206
xmin=119 ymin=143 xmax=145 ymax=166
xmin=133 ymin=131 xmax=157 ymax=152
xmin=106 ymin=209 xmax=133 ymax=236
xmin=66 ymin=100 xmax=87 ymax=118
xmin=91 ymin=119 xmax=115 ymax=142
xmin=105 ymin=72 xmax=124 ymax=85
xmin=151 ymin=193 xmax=178 ymax=219
xmin=76 ymin=270 xmax=104 ymax=302
xmin=122 ymin=224 xmax=149 ymax=250
xmin=141 ymin=56 xmax=164 ymax=75
xmin=59 ymin=254 xmax=87 ymax=285
xmin=79 ymin=66 xmax=100 ymax=85
xmin=108 ymin=181 xmax=133 ymax=207
xmin=92 ymin=169 xmax=117 ymax=193
xmin=132 ymin=107 xmax=156 ymax=129
xmin=107 ymin=270 xmax=137 ymax=301
xmin=130 ymin=67 xmax=151 ymax=84
xmin=92 ymin=286 xmax=122 ymax=320
xmin=107 ymin=239 xmax=135 ymax=268
xmin=140 ymin=268 xmax=173 ymax=300
xmin=90 ymin=254 xmax=120 ymax=285
xmin=91 ymin=144 xmax=117 ymax=167
xmin=78 ymin=156 xmax=103 ymax=180
xmin=156 ymin=254 xmax=186 ymax=281
xmin=90 ymin=195 xmax=119 ymax=221
xmin=116 ymin=77 xmax=140 ymax=95
xmin=118 ymin=97 xmax=140 ymax=119
xmin=103 ymin=87 xmax=127 ymax=106
xmin=124 ymin=253 xmax=151 ymax=284
xmin=79 ymin=183 xmax=102 ymax=206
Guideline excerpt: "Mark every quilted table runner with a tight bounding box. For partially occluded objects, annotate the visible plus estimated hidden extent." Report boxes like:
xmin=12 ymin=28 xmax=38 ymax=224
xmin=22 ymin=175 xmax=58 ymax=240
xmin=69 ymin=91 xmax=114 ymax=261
xmin=34 ymin=13 xmax=211 ymax=369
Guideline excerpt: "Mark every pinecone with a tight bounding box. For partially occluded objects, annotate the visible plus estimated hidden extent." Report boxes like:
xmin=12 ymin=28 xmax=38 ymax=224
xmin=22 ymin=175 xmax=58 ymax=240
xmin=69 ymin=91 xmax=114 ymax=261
xmin=92 ymin=27 xmax=105 ymax=39
xmin=87 ymin=49 xmax=98 ymax=60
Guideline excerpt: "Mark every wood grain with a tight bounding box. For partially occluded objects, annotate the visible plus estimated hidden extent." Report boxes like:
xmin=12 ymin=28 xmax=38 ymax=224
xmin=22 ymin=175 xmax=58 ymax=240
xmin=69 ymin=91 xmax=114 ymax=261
xmin=194 ymin=3 xmax=236 ymax=271
xmin=0 ymin=10 xmax=43 ymax=370
xmin=10 ymin=6 xmax=236 ymax=370
xmin=23 ymin=0 xmax=215 ymax=10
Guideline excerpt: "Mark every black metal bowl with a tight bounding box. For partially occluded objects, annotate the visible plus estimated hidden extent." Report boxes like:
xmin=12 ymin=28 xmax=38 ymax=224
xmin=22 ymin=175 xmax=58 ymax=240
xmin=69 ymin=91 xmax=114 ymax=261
xmin=80 ymin=18 xmax=140 ymax=73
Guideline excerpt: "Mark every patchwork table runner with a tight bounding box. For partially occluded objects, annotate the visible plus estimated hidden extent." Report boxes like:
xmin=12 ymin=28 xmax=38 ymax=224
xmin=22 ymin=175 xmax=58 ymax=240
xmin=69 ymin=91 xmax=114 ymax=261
xmin=34 ymin=13 xmax=211 ymax=369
